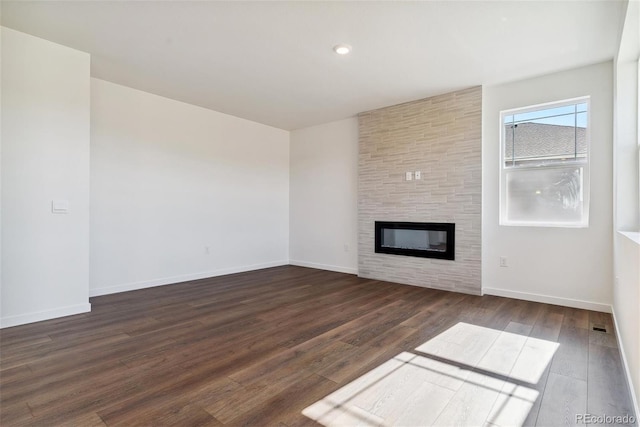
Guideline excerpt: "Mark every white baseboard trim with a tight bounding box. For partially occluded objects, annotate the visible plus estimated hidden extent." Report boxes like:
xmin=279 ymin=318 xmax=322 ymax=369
xmin=482 ymin=287 xmax=611 ymax=313
xmin=89 ymin=260 xmax=289 ymax=297
xmin=0 ymin=303 xmax=91 ymax=329
xmin=611 ymin=307 xmax=640 ymax=418
xmin=289 ymin=260 xmax=358 ymax=275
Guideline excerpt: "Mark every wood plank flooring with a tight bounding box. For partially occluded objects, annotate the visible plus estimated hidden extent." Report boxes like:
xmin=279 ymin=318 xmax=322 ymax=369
xmin=0 ymin=266 xmax=636 ymax=426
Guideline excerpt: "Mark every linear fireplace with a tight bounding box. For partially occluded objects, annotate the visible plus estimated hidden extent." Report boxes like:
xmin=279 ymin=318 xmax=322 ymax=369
xmin=375 ymin=221 xmax=455 ymax=260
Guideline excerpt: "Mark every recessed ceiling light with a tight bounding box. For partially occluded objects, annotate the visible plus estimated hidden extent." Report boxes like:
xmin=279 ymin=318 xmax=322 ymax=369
xmin=333 ymin=44 xmax=352 ymax=55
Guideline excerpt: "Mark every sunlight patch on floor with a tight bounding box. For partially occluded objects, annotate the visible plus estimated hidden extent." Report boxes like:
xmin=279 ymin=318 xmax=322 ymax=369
xmin=302 ymin=322 xmax=559 ymax=427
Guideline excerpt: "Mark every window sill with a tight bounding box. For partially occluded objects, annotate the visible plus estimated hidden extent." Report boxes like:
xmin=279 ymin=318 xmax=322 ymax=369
xmin=618 ymin=231 xmax=640 ymax=245
xmin=500 ymin=221 xmax=588 ymax=228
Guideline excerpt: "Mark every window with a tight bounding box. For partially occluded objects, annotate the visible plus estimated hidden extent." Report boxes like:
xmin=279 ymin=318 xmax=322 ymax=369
xmin=500 ymin=98 xmax=590 ymax=227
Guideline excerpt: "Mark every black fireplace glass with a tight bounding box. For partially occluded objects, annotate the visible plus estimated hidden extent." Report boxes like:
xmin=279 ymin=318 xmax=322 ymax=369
xmin=375 ymin=221 xmax=455 ymax=260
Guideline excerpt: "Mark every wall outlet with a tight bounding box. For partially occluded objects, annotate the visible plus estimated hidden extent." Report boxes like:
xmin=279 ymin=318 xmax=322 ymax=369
xmin=405 ymin=171 xmax=413 ymax=181
xmin=52 ymin=199 xmax=69 ymax=214
xmin=205 ymin=246 xmax=210 ymax=254
xmin=499 ymin=256 xmax=508 ymax=267
xmin=344 ymin=244 xmax=349 ymax=252
xmin=415 ymin=171 xmax=421 ymax=180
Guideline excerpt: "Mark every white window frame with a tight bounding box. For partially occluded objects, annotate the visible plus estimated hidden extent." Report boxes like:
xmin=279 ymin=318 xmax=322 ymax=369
xmin=499 ymin=96 xmax=591 ymax=228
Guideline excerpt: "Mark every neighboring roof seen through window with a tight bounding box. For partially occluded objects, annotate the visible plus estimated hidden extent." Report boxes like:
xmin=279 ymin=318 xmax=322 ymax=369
xmin=504 ymin=102 xmax=587 ymax=166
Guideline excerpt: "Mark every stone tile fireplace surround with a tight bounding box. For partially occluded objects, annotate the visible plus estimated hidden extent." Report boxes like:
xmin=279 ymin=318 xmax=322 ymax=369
xmin=358 ymin=87 xmax=482 ymax=295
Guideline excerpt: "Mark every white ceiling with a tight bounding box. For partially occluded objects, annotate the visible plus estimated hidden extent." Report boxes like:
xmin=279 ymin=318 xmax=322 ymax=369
xmin=0 ymin=1 xmax=626 ymax=130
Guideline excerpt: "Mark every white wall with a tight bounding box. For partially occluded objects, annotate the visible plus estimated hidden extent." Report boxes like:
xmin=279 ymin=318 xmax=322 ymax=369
xmin=90 ymin=79 xmax=290 ymax=296
xmin=613 ymin=0 xmax=640 ymax=414
xmin=289 ymin=117 xmax=358 ymax=274
xmin=1 ymin=26 xmax=3 ymax=327
xmin=482 ymin=62 xmax=614 ymax=312
xmin=614 ymin=233 xmax=640 ymax=413
xmin=614 ymin=0 xmax=640 ymax=233
xmin=1 ymin=27 xmax=91 ymax=327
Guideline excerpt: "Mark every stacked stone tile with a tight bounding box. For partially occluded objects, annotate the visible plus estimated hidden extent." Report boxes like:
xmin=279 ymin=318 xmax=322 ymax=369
xmin=358 ymin=86 xmax=482 ymax=295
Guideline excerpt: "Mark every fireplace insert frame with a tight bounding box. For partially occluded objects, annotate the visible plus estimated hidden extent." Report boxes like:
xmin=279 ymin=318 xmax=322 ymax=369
xmin=374 ymin=221 xmax=455 ymax=260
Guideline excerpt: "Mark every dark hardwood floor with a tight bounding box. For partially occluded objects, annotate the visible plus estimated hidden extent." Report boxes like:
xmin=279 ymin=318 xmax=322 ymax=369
xmin=0 ymin=266 xmax=636 ymax=426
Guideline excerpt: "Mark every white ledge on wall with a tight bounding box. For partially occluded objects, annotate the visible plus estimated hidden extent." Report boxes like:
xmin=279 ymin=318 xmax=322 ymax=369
xmin=619 ymin=230 xmax=640 ymax=245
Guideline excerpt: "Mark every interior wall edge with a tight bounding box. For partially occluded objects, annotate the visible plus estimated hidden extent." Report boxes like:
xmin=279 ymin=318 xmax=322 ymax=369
xmin=483 ymin=287 xmax=612 ymax=313
xmin=0 ymin=303 xmax=91 ymax=329
xmin=289 ymin=260 xmax=358 ymax=275
xmin=88 ymin=260 xmax=289 ymax=297
xmin=612 ymin=306 xmax=640 ymax=419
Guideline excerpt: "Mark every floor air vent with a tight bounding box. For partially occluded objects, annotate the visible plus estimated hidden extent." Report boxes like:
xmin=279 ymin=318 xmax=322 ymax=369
xmin=592 ymin=325 xmax=607 ymax=333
